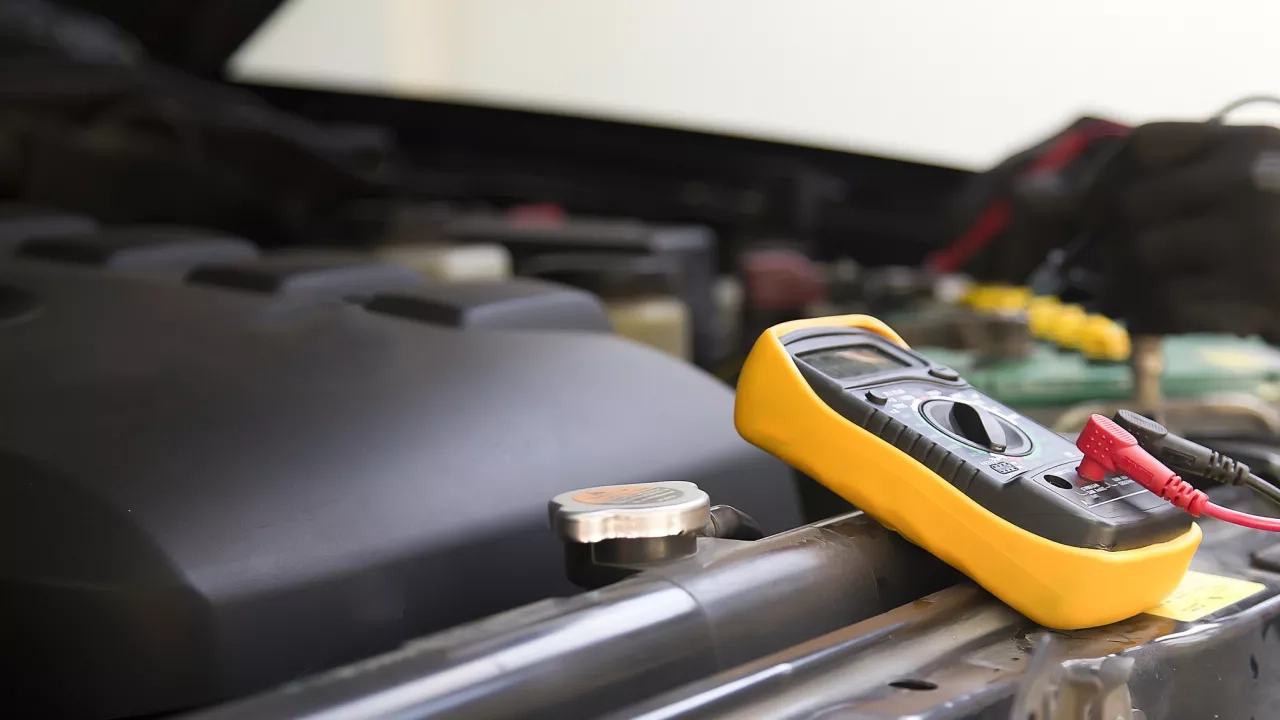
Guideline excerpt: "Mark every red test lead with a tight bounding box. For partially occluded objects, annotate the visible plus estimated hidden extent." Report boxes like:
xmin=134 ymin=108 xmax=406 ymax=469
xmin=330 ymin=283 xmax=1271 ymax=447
xmin=1076 ymin=414 xmax=1280 ymax=531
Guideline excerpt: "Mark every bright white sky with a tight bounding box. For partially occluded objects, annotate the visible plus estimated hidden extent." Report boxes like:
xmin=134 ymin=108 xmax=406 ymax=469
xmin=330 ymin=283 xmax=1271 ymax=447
xmin=231 ymin=0 xmax=1280 ymax=170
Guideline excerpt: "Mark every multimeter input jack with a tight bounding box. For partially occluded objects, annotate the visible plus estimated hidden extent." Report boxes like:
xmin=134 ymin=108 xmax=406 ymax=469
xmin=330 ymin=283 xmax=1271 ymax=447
xmin=1077 ymin=414 xmax=1280 ymax=532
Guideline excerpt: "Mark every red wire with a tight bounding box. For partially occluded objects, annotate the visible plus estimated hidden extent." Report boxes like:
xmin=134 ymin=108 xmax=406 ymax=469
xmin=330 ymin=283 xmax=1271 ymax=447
xmin=1026 ymin=122 xmax=1130 ymax=175
xmin=1202 ymin=503 xmax=1280 ymax=531
xmin=928 ymin=119 xmax=1131 ymax=274
xmin=928 ymin=200 xmax=1012 ymax=273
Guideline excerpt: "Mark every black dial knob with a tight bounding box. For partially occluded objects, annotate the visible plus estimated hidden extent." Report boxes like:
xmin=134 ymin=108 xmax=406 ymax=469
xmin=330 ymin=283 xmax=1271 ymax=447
xmin=948 ymin=402 xmax=1007 ymax=452
xmin=920 ymin=399 xmax=1033 ymax=456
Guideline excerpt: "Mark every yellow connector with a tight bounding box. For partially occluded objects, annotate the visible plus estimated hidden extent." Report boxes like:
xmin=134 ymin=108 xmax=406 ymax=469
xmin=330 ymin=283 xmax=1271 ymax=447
xmin=1027 ymin=296 xmax=1062 ymax=340
xmin=967 ymin=285 xmax=1032 ymax=314
xmin=1001 ymin=286 xmax=1033 ymax=311
xmin=961 ymin=284 xmax=997 ymax=309
xmin=1050 ymin=304 xmax=1089 ymax=349
xmin=1079 ymin=315 xmax=1131 ymax=362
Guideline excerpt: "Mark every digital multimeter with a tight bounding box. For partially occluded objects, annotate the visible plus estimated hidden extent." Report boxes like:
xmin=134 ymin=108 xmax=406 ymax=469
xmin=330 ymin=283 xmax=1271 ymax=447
xmin=735 ymin=315 xmax=1201 ymax=629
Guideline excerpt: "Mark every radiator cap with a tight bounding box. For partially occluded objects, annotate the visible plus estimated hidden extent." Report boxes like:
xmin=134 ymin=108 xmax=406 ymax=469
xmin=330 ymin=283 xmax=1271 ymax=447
xmin=549 ymin=481 xmax=710 ymax=544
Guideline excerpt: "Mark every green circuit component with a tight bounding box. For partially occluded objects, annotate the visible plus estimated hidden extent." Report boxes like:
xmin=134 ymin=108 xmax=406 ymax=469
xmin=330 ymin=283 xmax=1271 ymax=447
xmin=917 ymin=335 xmax=1280 ymax=408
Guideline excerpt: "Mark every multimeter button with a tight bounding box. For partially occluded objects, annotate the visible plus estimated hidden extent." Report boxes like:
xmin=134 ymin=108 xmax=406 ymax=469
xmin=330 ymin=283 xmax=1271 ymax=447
xmin=928 ymin=366 xmax=960 ymax=381
xmin=865 ymin=389 xmax=890 ymax=405
xmin=949 ymin=402 xmax=1008 ymax=452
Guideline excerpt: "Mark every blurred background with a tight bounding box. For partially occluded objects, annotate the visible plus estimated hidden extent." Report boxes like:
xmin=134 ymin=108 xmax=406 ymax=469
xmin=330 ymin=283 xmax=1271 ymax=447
xmin=231 ymin=0 xmax=1280 ymax=169
xmin=7 ymin=2 xmax=1280 ymax=718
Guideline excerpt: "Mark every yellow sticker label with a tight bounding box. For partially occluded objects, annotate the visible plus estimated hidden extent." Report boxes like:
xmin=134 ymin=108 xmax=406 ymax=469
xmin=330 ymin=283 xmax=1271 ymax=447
xmin=1199 ymin=348 xmax=1269 ymax=371
xmin=1145 ymin=570 xmax=1267 ymax=622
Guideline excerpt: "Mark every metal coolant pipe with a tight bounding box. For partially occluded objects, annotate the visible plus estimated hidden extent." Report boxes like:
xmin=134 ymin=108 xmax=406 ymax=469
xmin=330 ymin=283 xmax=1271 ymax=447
xmin=604 ymin=585 xmax=1025 ymax=720
xmin=187 ymin=513 xmax=955 ymax=720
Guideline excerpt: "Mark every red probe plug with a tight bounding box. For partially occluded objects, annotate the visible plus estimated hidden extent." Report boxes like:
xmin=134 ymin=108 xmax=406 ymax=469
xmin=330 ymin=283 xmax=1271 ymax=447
xmin=1076 ymin=414 xmax=1280 ymax=530
xmin=1076 ymin=414 xmax=1209 ymax=515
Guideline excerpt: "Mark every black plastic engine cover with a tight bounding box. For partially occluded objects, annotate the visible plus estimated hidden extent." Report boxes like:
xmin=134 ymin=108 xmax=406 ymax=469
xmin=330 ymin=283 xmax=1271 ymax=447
xmin=0 ymin=257 xmax=800 ymax=718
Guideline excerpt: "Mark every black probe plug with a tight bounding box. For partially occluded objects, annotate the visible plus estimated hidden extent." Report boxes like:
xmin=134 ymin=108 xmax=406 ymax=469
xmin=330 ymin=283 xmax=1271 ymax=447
xmin=1111 ymin=409 xmax=1280 ymax=506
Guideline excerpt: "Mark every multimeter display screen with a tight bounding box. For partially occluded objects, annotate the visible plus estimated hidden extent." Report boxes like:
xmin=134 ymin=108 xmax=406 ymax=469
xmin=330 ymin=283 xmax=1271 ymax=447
xmin=798 ymin=345 xmax=905 ymax=380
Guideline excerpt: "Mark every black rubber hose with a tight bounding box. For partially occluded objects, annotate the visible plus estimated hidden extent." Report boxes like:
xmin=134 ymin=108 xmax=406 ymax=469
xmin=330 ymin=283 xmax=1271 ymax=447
xmin=704 ymin=505 xmax=765 ymax=540
xmin=187 ymin=513 xmax=957 ymax=720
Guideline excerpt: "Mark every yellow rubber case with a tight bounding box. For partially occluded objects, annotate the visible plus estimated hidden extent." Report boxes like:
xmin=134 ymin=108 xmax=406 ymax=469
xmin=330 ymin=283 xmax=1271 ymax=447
xmin=734 ymin=314 xmax=1200 ymax=630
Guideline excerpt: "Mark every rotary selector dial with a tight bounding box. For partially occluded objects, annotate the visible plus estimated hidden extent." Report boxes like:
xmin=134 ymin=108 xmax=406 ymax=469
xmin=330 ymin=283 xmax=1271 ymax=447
xmin=920 ymin=398 xmax=1033 ymax=455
